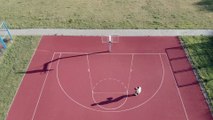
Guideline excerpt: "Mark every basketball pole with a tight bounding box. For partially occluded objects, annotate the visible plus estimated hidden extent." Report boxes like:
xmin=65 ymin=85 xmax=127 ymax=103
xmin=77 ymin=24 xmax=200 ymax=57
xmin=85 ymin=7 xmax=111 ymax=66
xmin=108 ymin=35 xmax=112 ymax=52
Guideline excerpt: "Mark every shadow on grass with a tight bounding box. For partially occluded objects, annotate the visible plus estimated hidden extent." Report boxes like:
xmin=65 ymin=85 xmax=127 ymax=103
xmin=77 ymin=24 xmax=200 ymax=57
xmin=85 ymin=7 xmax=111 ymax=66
xmin=184 ymin=39 xmax=213 ymax=69
xmin=182 ymin=37 xmax=213 ymax=106
xmin=182 ymin=37 xmax=213 ymax=84
xmin=196 ymin=0 xmax=213 ymax=11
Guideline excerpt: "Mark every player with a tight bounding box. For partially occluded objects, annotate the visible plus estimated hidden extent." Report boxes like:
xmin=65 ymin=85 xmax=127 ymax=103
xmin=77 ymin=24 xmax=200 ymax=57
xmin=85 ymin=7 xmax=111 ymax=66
xmin=134 ymin=86 xmax=142 ymax=96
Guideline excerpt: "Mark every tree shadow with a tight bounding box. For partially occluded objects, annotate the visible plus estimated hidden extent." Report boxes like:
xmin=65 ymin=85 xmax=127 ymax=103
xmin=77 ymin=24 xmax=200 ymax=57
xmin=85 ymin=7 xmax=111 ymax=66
xmin=17 ymin=50 xmax=109 ymax=74
xmin=195 ymin=0 xmax=213 ymax=11
xmin=181 ymin=38 xmax=213 ymax=84
xmin=183 ymin=40 xmax=213 ymax=69
xmin=91 ymin=94 xmax=135 ymax=106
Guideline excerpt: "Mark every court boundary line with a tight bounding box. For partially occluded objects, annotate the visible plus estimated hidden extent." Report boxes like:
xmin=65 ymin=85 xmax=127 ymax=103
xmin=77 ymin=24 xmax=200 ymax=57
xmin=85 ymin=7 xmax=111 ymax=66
xmin=56 ymin=52 xmax=165 ymax=112
xmin=86 ymin=55 xmax=94 ymax=90
xmin=165 ymin=54 xmax=189 ymax=120
xmin=31 ymin=53 xmax=56 ymax=120
xmin=5 ymin=36 xmax=43 ymax=120
xmin=55 ymin=51 xmax=167 ymax=55
xmin=127 ymin=54 xmax=134 ymax=90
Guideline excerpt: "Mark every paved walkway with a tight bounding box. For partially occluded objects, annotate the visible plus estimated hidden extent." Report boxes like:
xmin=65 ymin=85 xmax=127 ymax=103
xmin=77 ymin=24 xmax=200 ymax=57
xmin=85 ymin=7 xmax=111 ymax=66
xmin=1 ymin=29 xmax=213 ymax=36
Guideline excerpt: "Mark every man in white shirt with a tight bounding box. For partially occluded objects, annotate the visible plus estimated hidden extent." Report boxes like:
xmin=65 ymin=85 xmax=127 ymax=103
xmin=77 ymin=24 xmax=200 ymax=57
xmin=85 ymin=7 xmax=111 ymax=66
xmin=134 ymin=86 xmax=142 ymax=96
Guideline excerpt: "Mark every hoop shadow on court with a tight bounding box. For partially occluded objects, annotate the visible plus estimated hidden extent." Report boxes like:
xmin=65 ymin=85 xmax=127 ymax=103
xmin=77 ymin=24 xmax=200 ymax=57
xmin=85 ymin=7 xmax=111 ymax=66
xmin=91 ymin=94 xmax=135 ymax=106
xmin=17 ymin=50 xmax=109 ymax=74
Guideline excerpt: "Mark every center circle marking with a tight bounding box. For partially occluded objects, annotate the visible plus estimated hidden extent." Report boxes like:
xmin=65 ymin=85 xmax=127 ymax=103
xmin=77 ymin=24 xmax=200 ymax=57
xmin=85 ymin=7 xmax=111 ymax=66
xmin=92 ymin=78 xmax=128 ymax=110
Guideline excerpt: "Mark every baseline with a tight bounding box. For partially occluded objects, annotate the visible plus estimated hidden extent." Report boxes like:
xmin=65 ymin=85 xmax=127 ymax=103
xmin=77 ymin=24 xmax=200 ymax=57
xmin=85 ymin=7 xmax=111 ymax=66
xmin=54 ymin=51 xmax=167 ymax=56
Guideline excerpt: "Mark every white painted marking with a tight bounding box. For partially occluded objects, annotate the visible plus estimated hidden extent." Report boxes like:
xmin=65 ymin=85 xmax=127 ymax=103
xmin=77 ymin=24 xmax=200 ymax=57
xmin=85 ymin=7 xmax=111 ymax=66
xmin=31 ymin=53 xmax=56 ymax=120
xmin=93 ymin=92 xmax=127 ymax=94
xmin=127 ymin=54 xmax=134 ymax=90
xmin=55 ymin=51 xmax=166 ymax=55
xmin=86 ymin=55 xmax=95 ymax=92
xmin=165 ymin=54 xmax=189 ymax=120
xmin=56 ymin=53 xmax=165 ymax=112
xmin=91 ymin=78 xmax=128 ymax=110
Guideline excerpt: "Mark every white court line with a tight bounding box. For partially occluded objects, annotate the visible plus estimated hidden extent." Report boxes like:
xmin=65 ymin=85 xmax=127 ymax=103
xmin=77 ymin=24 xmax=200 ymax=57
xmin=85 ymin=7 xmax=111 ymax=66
xmin=165 ymin=54 xmax=189 ymax=120
xmin=56 ymin=52 xmax=130 ymax=111
xmin=5 ymin=36 xmax=43 ymax=120
xmin=127 ymin=54 xmax=134 ymax=91
xmin=56 ymin=53 xmax=165 ymax=112
xmin=31 ymin=53 xmax=56 ymax=120
xmin=92 ymin=78 xmax=127 ymax=90
xmin=86 ymin=54 xmax=129 ymax=110
xmin=91 ymin=78 xmax=129 ymax=110
xmin=86 ymin=55 xmax=94 ymax=90
xmin=94 ymin=54 xmax=135 ymax=111
xmin=93 ymin=92 xmax=127 ymax=94
xmin=56 ymin=53 xmax=108 ymax=112
xmin=114 ymin=54 xmax=165 ymax=112
xmin=54 ymin=51 xmax=166 ymax=55
xmin=55 ymin=52 xmax=88 ymax=55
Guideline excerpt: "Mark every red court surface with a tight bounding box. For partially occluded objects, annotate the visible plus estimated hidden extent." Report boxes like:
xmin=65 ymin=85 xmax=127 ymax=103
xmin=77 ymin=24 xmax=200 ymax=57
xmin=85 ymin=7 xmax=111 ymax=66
xmin=6 ymin=36 xmax=212 ymax=120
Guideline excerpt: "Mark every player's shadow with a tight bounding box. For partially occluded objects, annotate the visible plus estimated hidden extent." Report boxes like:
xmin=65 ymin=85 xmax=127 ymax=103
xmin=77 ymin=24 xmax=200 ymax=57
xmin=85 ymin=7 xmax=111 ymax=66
xmin=91 ymin=94 xmax=135 ymax=106
xmin=17 ymin=50 xmax=109 ymax=74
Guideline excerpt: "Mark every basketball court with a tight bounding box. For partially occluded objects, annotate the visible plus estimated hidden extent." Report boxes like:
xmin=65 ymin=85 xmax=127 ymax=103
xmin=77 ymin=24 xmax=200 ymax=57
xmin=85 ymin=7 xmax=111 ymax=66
xmin=6 ymin=36 xmax=212 ymax=120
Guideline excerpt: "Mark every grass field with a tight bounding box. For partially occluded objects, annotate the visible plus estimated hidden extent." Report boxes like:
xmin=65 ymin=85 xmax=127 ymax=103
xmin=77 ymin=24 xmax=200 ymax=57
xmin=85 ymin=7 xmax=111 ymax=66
xmin=0 ymin=36 xmax=40 ymax=120
xmin=0 ymin=0 xmax=213 ymax=29
xmin=181 ymin=36 xmax=213 ymax=109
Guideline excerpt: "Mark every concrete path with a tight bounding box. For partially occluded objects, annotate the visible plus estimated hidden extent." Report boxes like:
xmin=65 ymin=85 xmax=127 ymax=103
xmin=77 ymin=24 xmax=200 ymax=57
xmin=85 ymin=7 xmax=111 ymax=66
xmin=1 ymin=29 xmax=213 ymax=36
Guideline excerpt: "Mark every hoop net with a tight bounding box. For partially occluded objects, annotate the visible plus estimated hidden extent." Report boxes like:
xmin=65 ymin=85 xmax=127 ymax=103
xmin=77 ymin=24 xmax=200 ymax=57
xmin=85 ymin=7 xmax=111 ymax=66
xmin=101 ymin=35 xmax=119 ymax=43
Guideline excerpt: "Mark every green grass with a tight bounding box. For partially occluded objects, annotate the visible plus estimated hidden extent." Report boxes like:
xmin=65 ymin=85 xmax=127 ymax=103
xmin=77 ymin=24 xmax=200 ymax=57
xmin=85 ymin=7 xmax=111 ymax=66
xmin=181 ymin=36 xmax=213 ymax=108
xmin=0 ymin=36 xmax=40 ymax=120
xmin=0 ymin=0 xmax=213 ymax=29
